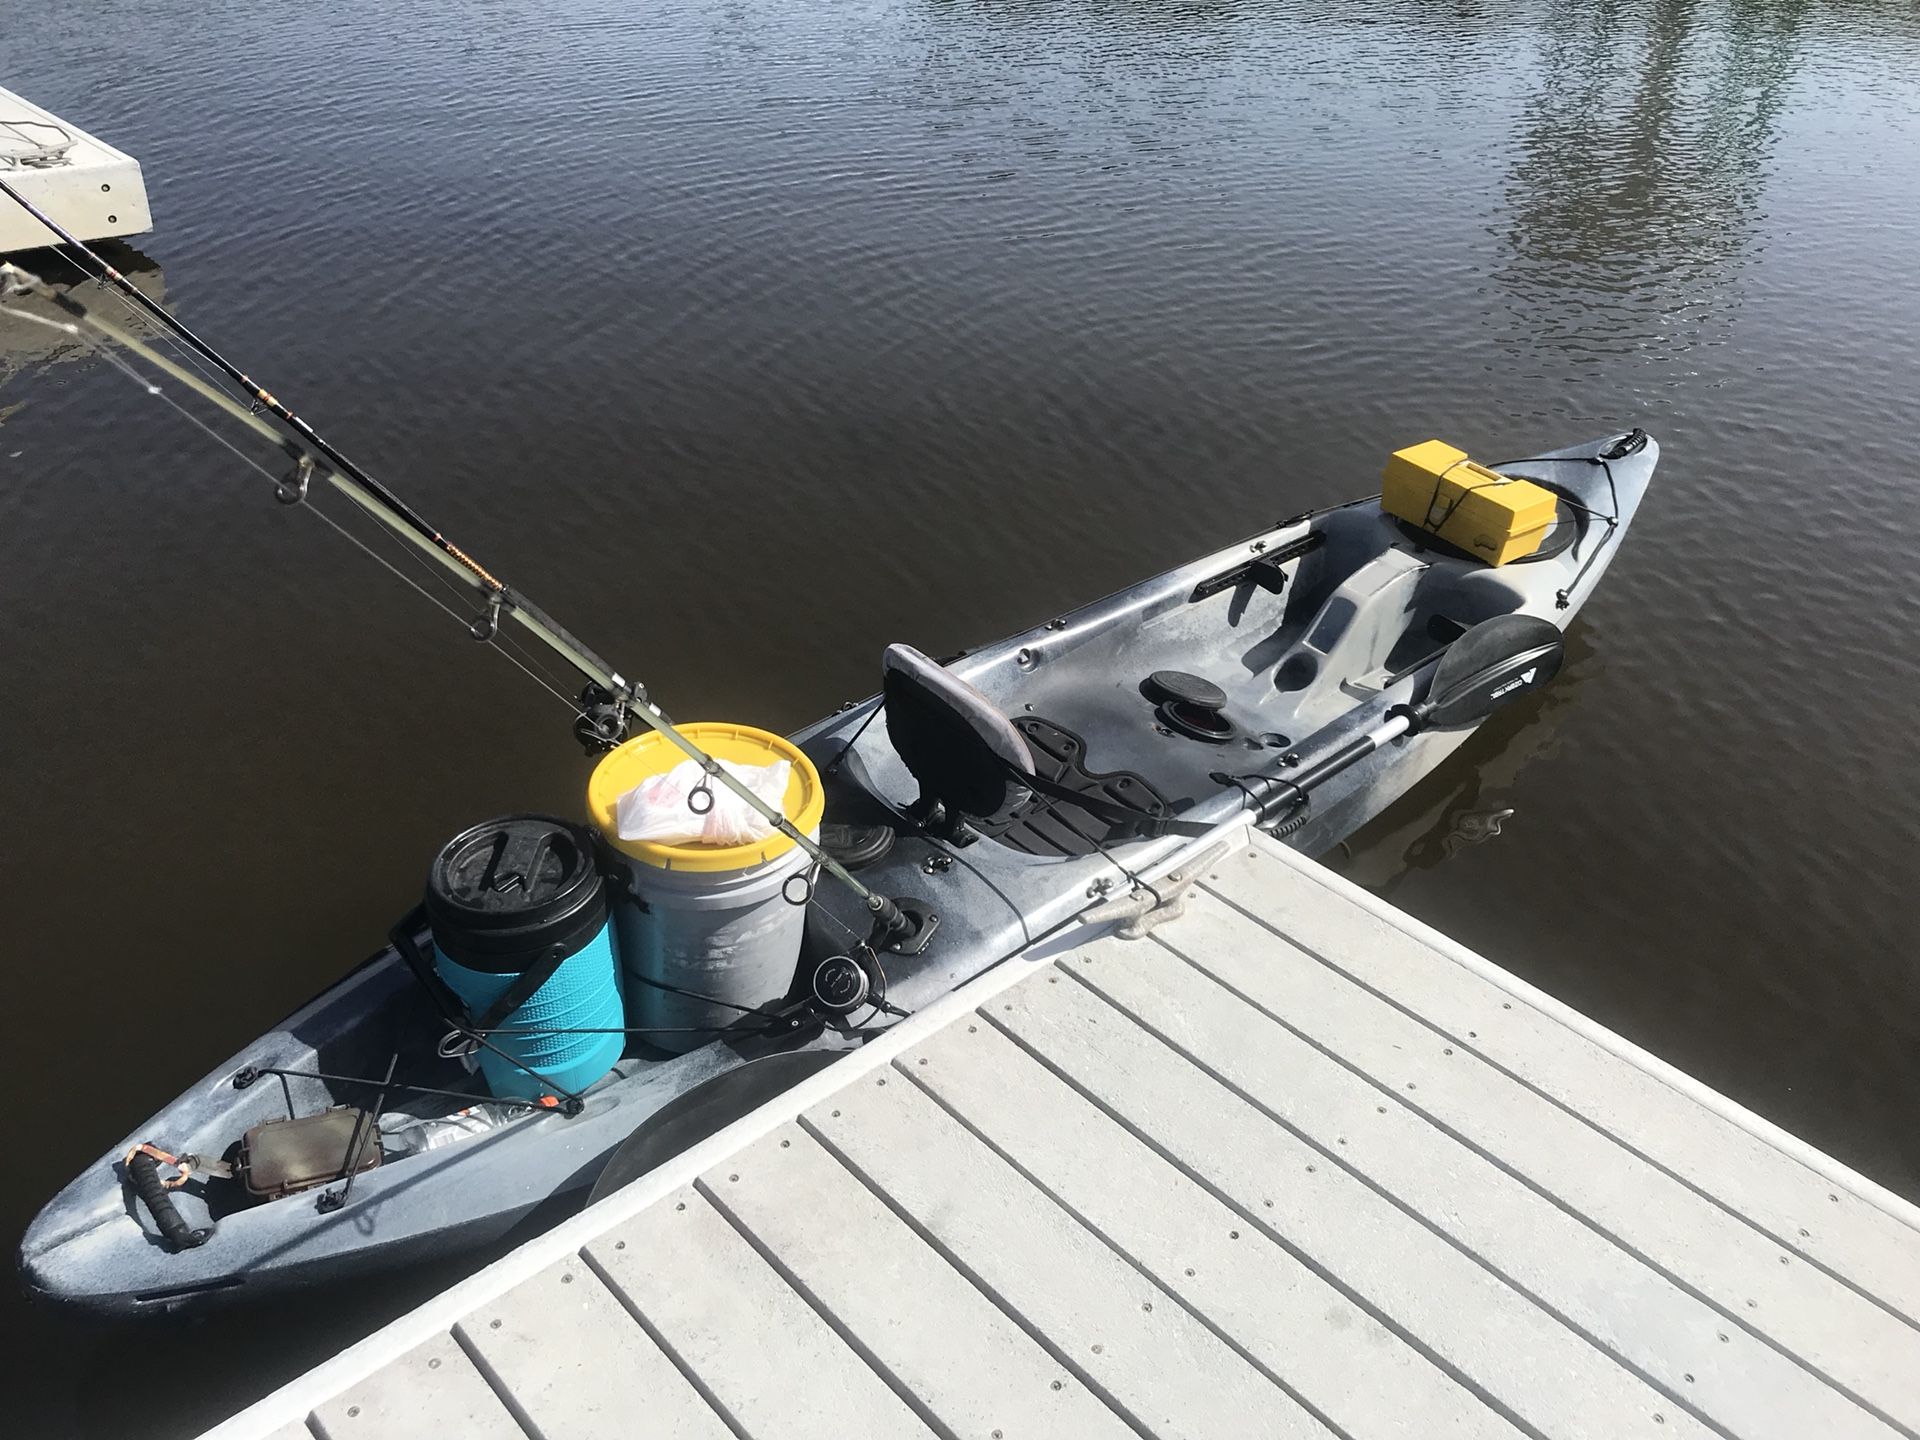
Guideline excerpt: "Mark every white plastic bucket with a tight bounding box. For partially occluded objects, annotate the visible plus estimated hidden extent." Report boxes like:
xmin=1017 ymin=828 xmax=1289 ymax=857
xmin=610 ymin=839 xmax=816 ymax=1053
xmin=585 ymin=723 xmax=826 ymax=1056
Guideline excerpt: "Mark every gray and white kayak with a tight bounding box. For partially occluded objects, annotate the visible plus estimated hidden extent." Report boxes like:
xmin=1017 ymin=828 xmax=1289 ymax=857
xmin=18 ymin=428 xmax=1657 ymax=1316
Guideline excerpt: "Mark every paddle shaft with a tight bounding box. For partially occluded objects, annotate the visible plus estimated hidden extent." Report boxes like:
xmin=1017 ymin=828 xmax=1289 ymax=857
xmin=1128 ymin=710 xmax=1414 ymax=892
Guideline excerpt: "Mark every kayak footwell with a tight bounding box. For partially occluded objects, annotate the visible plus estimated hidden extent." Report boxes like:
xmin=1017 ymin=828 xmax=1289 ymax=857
xmin=201 ymin=832 xmax=1920 ymax=1440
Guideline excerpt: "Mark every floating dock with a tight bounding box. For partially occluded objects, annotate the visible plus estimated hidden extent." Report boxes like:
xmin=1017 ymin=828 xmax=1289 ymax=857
xmin=0 ymin=87 xmax=150 ymax=254
xmin=203 ymin=830 xmax=1920 ymax=1440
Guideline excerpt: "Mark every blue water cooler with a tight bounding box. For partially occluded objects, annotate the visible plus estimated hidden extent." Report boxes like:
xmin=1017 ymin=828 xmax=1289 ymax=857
xmin=423 ymin=815 xmax=625 ymax=1099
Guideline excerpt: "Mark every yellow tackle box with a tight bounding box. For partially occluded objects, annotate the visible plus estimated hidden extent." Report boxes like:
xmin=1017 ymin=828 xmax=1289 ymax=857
xmin=1381 ymin=440 xmax=1558 ymax=566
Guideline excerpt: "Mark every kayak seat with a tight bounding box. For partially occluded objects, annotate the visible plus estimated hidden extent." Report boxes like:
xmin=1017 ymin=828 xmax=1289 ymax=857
xmin=883 ymin=643 xmax=1037 ymax=829
xmin=881 ymin=644 xmax=1174 ymax=855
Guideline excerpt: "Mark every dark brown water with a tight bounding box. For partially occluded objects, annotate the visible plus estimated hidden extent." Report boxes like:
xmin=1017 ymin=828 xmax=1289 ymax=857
xmin=4 ymin=0 xmax=1919 ymax=1431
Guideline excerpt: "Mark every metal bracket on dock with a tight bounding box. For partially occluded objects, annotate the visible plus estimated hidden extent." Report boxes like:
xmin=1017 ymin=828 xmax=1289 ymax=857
xmin=1079 ymin=841 xmax=1230 ymax=940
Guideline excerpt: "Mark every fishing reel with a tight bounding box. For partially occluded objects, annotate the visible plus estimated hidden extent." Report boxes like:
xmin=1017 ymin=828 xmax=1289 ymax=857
xmin=574 ymin=683 xmax=637 ymax=755
xmin=807 ymin=947 xmax=909 ymax=1020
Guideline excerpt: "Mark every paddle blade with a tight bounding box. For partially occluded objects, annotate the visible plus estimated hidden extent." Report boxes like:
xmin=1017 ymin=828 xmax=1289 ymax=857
xmin=1421 ymin=614 xmax=1565 ymax=729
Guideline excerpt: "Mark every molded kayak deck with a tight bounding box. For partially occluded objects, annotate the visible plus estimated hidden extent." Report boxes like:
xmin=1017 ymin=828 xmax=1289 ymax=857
xmin=202 ymin=831 xmax=1920 ymax=1440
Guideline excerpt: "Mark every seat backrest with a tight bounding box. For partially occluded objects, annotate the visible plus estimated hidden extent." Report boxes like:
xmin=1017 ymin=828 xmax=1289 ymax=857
xmin=882 ymin=644 xmax=1035 ymax=821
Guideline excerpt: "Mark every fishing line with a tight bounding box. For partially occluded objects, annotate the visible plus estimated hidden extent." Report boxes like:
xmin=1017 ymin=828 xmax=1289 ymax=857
xmin=77 ymin=313 xmax=614 ymax=732
xmin=479 ymin=632 xmax=607 ymax=726
xmin=70 ymin=284 xmax=611 ymax=741
xmin=348 ymin=501 xmax=606 ymax=722
xmin=93 ymin=342 xmax=488 ymax=639
xmin=4 ymin=223 xmax=924 ymax=936
xmin=822 ymin=699 xmax=885 ymax=777
xmin=87 ymin=273 xmax=251 ymax=408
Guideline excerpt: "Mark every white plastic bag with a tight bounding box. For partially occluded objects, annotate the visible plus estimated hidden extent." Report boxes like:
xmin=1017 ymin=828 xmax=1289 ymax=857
xmin=615 ymin=757 xmax=791 ymax=847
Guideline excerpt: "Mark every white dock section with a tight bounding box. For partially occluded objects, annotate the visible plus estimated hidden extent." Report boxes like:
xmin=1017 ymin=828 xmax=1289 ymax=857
xmin=0 ymin=87 xmax=151 ymax=253
xmin=203 ymin=832 xmax=1920 ymax=1440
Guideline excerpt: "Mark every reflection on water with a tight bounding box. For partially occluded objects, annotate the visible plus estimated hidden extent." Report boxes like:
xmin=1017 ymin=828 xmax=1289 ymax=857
xmin=1331 ymin=623 xmax=1592 ymax=894
xmin=4 ymin=0 xmax=1920 ymax=1434
xmin=1499 ymin=0 xmax=1807 ymax=357
xmin=0 ymin=244 xmax=165 ymax=392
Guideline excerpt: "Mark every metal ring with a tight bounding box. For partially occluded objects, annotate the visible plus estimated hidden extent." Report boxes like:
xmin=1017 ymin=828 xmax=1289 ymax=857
xmin=274 ymin=456 xmax=312 ymax=506
xmin=437 ymin=1029 xmax=482 ymax=1060
xmin=687 ymin=781 xmax=714 ymax=815
xmin=782 ymin=869 xmax=815 ymax=906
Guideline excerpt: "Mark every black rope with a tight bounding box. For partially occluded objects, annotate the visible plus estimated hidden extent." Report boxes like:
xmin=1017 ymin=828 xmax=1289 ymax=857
xmin=599 ymin=878 xmax=800 ymax=1022
xmin=1015 ymin=784 xmax=1163 ymax=909
xmin=1499 ymin=452 xmax=1624 ymax=608
xmin=621 ymin=965 xmax=790 ymax=1021
xmin=321 ymin=1054 xmax=396 ymax=1210
xmin=238 ymin=1064 xmax=530 ymax=1109
xmin=823 ymin=699 xmax=886 ymax=778
xmin=477 ymin=1021 xmax=790 ymax=1039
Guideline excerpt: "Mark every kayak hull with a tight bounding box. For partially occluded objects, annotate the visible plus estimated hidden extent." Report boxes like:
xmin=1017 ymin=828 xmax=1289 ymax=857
xmin=19 ymin=432 xmax=1656 ymax=1316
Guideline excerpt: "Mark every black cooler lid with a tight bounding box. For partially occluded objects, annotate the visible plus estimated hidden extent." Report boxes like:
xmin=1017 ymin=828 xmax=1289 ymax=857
xmin=424 ymin=815 xmax=608 ymax=972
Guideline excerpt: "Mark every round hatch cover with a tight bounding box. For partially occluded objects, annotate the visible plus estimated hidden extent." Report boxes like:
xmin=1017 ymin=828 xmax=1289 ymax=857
xmin=1145 ymin=670 xmax=1229 ymax=711
xmin=819 ymin=821 xmax=895 ymax=870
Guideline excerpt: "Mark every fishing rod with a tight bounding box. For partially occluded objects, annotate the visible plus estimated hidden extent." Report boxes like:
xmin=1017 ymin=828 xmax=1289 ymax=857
xmin=0 ymin=175 xmax=627 ymax=691
xmin=0 ymin=184 xmax=926 ymax=946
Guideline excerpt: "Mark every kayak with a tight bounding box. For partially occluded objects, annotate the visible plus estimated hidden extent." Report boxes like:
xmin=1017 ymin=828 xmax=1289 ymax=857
xmin=16 ymin=428 xmax=1657 ymax=1315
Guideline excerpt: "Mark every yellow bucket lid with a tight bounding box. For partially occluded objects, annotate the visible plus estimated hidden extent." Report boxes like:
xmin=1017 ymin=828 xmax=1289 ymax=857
xmin=586 ymin=722 xmax=825 ymax=873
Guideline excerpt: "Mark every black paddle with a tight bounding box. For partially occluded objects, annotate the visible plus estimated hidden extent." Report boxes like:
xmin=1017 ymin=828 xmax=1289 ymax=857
xmin=1166 ymin=613 xmax=1568 ymax=861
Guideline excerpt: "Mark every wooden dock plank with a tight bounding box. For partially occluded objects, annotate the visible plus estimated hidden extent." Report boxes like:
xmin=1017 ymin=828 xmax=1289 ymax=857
xmin=803 ymin=1054 xmax=1335 ymax=1440
xmin=1207 ymin=842 xmax=1920 ymax=1324
xmin=1063 ymin=932 xmax=1898 ymax=1439
xmin=586 ymin=1184 xmax=932 ymax=1440
xmin=699 ymin=1121 xmax=1138 ymax=1440
xmin=456 ymin=1254 xmax=731 ymax=1440
xmin=993 ymin=961 xmax=1731 ymax=1440
xmin=199 ymin=839 xmax=1920 ymax=1440
xmin=896 ymin=1007 xmax=1523 ymax=1440
xmin=308 ymin=1331 xmax=524 ymax=1440
xmin=1151 ymin=887 xmax=1920 ymax=1430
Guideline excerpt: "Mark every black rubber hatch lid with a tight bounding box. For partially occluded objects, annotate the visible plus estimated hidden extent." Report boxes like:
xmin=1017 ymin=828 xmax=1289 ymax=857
xmin=425 ymin=815 xmax=606 ymax=967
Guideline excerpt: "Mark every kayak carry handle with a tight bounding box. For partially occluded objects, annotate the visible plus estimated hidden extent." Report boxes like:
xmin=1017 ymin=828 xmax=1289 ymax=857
xmin=126 ymin=1149 xmax=211 ymax=1252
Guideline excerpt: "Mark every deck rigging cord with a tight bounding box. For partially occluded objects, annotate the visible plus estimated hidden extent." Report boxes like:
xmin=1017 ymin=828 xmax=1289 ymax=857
xmin=0 ymin=118 xmax=75 ymax=169
xmin=0 ymin=176 xmax=931 ymax=950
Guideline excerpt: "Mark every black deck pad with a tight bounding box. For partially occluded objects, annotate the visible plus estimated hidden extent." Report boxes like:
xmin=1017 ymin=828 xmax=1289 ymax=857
xmin=979 ymin=717 xmax=1173 ymax=857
